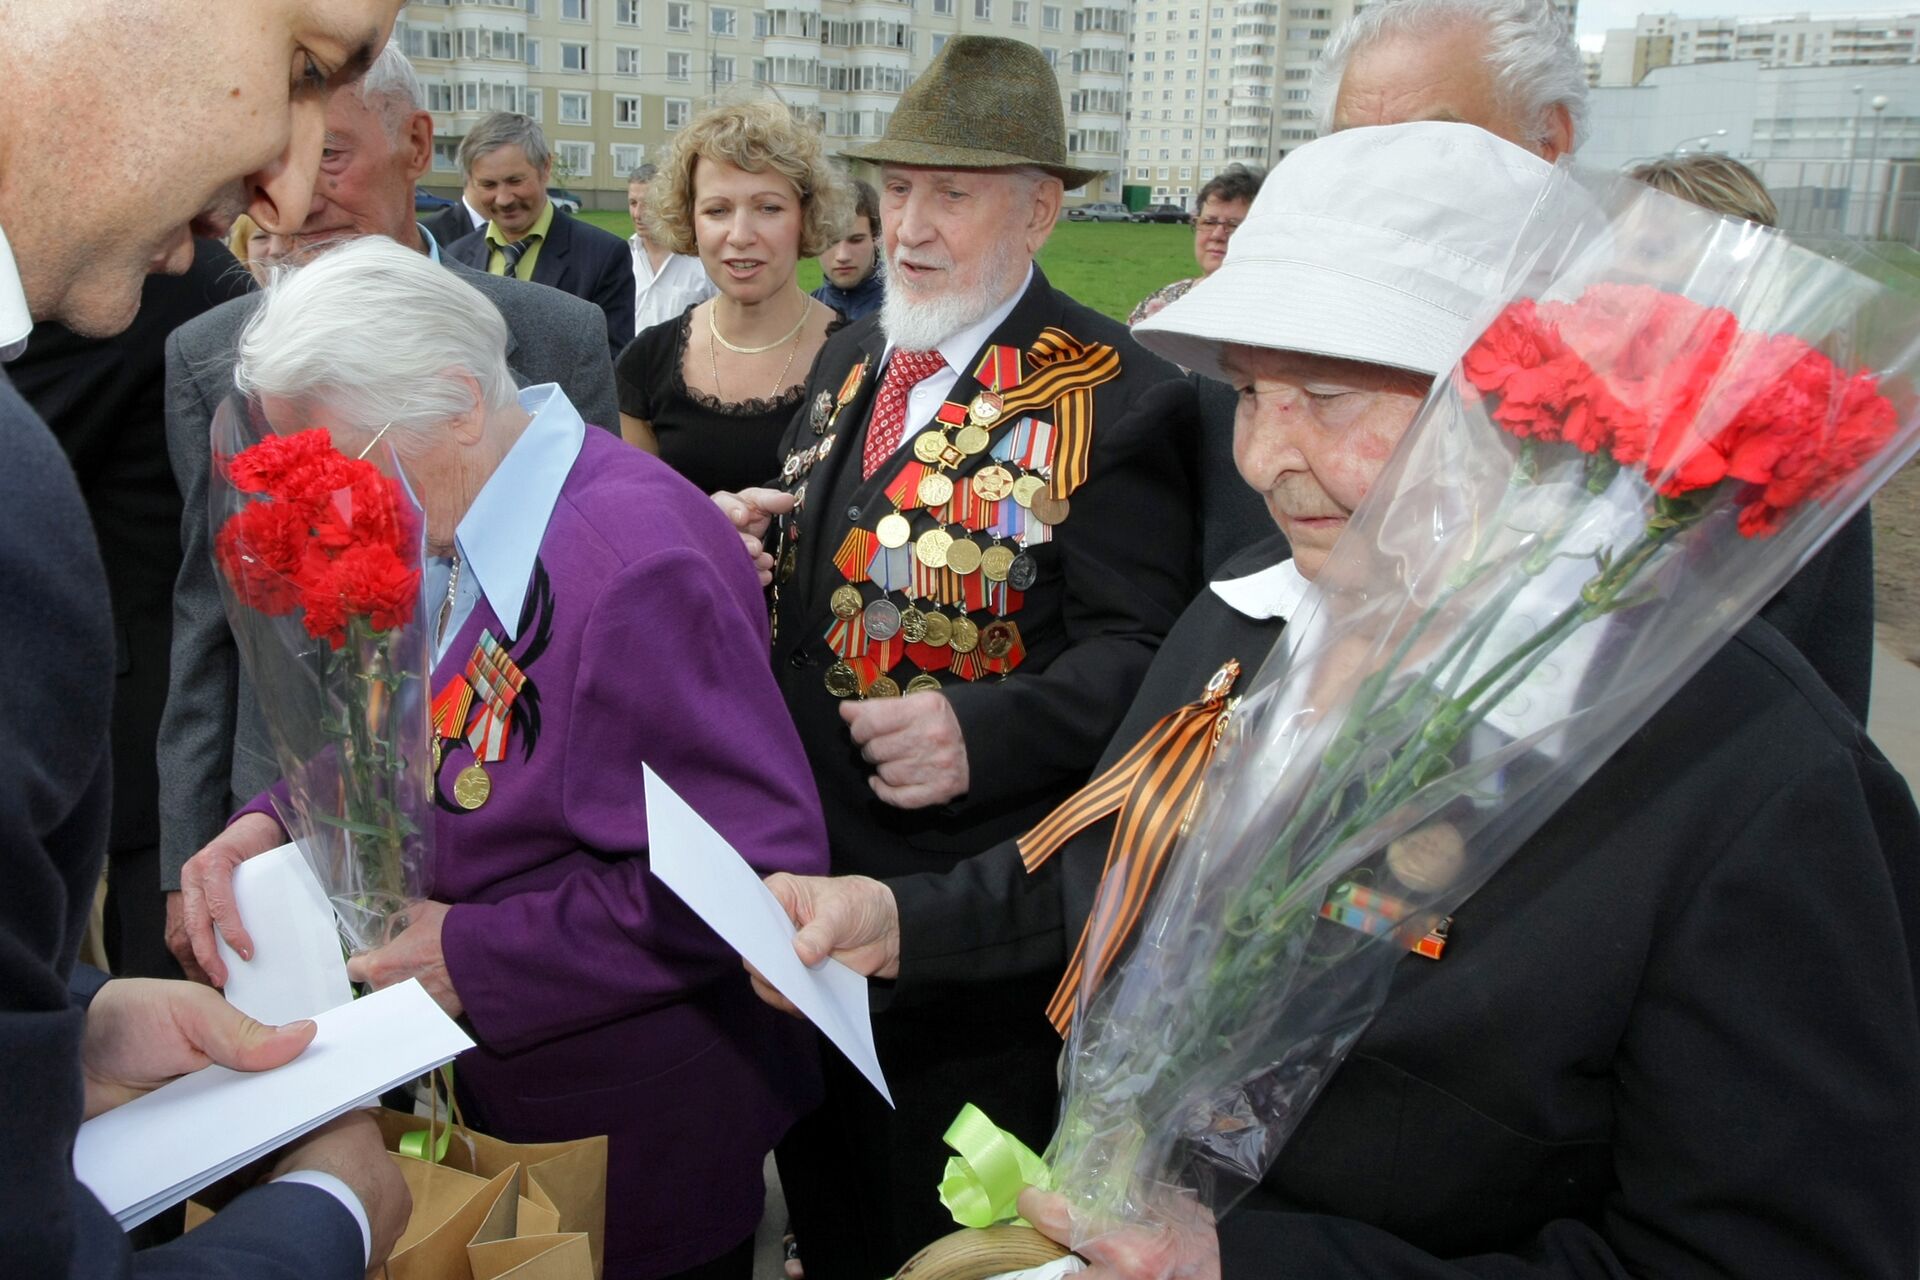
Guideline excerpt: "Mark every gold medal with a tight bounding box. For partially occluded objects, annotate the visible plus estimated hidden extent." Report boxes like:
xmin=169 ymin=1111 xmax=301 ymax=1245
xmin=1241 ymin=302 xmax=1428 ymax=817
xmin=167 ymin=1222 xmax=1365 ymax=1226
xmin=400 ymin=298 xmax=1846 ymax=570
xmin=913 ymin=431 xmax=947 ymax=464
xmin=967 ymin=391 xmax=1005 ymax=427
xmin=915 ymin=528 xmax=954 ymax=568
xmin=866 ymin=674 xmax=902 ymax=699
xmin=899 ymin=604 xmax=928 ymax=642
xmin=905 ymin=673 xmax=944 ymax=695
xmin=949 ymin=615 xmax=980 ymax=654
xmin=917 ymin=471 xmax=955 ymax=508
xmin=921 ymin=610 xmax=953 ymax=647
xmin=980 ymin=544 xmax=1015 ymax=582
xmin=944 ymin=537 xmax=983 ymax=575
xmin=971 ymin=465 xmax=1015 ymax=502
xmin=980 ymin=620 xmax=1017 ymax=660
xmin=876 ymin=511 xmax=912 ymax=548
xmin=1011 ymin=474 xmax=1046 ymax=508
xmin=453 ymin=763 xmax=492 ymax=811
xmin=810 ymin=390 xmax=834 ymax=433
xmin=831 ymin=583 xmax=864 ymax=619
xmin=1030 ymin=492 xmax=1071 ymax=525
xmin=954 ymin=424 xmax=991 ymax=456
xmin=824 ymin=661 xmax=860 ymax=698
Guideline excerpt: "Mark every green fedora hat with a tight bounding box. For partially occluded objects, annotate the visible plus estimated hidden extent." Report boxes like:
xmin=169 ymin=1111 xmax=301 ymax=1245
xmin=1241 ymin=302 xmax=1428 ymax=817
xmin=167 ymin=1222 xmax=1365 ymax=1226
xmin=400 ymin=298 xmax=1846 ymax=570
xmin=844 ymin=35 xmax=1104 ymax=188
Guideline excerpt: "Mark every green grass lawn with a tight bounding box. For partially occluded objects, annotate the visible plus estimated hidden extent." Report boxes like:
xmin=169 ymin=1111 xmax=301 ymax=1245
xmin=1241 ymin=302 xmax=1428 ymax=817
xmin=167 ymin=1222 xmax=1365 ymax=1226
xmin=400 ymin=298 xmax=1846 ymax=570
xmin=576 ymin=209 xmax=1199 ymax=323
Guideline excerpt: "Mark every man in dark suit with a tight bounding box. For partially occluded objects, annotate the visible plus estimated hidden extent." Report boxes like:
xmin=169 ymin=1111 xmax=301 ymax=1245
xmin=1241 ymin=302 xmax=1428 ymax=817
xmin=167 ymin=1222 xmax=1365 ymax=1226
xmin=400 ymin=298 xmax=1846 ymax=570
xmin=444 ymin=112 xmax=635 ymax=362
xmin=7 ymin=241 xmax=253 ymax=983
xmin=714 ymin=36 xmax=1199 ymax=1279
xmin=420 ymin=190 xmax=483 ymax=249
xmin=1 ymin=1 xmax=411 ymax=1275
xmin=157 ymin=43 xmax=621 ymax=978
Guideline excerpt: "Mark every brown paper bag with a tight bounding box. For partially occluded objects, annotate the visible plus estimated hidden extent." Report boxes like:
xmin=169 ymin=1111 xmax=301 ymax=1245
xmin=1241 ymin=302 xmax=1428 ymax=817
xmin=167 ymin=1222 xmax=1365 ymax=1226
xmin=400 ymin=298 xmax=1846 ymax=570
xmin=468 ymin=1233 xmax=595 ymax=1280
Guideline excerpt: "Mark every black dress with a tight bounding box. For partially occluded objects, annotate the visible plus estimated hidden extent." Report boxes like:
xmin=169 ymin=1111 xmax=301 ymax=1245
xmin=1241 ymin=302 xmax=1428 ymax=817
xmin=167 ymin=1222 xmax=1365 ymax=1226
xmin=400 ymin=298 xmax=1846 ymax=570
xmin=616 ymin=306 xmax=845 ymax=495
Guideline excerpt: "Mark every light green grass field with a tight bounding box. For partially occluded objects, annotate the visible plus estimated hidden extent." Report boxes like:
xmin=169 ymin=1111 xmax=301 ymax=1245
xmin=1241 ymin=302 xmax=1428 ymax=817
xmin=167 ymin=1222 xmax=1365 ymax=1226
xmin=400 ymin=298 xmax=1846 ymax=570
xmin=577 ymin=209 xmax=1199 ymax=323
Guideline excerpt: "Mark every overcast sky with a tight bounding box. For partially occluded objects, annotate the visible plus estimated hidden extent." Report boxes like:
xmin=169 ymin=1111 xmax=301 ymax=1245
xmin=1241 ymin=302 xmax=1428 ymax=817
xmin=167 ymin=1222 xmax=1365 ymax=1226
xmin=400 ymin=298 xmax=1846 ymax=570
xmin=1573 ymin=1 xmax=1914 ymax=46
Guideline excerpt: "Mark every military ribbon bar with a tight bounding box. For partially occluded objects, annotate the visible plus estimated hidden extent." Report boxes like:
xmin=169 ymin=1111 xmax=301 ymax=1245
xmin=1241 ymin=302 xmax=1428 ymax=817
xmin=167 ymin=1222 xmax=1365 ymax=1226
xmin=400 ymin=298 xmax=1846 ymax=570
xmin=834 ymin=527 xmax=877 ymax=584
xmin=972 ymin=345 xmax=1023 ymax=394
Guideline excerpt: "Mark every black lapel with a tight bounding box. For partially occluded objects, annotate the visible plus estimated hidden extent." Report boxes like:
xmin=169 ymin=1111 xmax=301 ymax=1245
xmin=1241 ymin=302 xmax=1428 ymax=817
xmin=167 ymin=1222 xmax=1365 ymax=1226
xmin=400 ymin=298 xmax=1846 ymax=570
xmin=792 ymin=324 xmax=889 ymax=607
xmin=532 ymin=208 xmax=572 ymax=291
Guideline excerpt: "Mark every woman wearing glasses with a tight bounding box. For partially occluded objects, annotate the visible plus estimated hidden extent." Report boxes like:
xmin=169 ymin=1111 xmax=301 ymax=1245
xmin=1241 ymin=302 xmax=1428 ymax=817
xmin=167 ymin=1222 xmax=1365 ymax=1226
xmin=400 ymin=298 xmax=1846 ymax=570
xmin=1128 ymin=164 xmax=1263 ymax=326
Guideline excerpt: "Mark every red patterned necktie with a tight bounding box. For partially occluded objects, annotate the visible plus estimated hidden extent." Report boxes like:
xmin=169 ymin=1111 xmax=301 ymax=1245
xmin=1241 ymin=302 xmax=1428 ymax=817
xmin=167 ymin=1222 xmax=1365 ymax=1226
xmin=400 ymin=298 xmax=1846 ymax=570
xmin=862 ymin=349 xmax=946 ymax=478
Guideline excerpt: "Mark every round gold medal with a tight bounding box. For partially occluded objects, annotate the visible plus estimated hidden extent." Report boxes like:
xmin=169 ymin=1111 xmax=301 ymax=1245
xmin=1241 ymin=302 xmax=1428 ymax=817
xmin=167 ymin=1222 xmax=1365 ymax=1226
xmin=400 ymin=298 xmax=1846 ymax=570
xmin=875 ymin=511 xmax=912 ymax=548
xmin=980 ymin=544 xmax=1015 ymax=582
xmin=905 ymin=673 xmax=944 ymax=695
xmin=949 ymin=616 xmax=980 ymax=654
xmin=1011 ymin=474 xmax=1046 ymax=508
xmin=915 ymin=528 xmax=954 ymax=568
xmin=866 ymin=675 xmax=902 ymax=699
xmin=954 ymin=424 xmax=991 ymax=456
xmin=944 ymin=538 xmax=983 ymax=576
xmin=824 ymin=661 xmax=860 ymax=698
xmin=912 ymin=431 xmax=947 ymax=464
xmin=917 ymin=471 xmax=955 ymax=508
xmin=967 ymin=391 xmax=1005 ymax=427
xmin=453 ymin=763 xmax=492 ymax=811
xmin=899 ymin=605 xmax=928 ymax=642
xmin=1029 ymin=492 xmax=1071 ymax=525
xmin=971 ymin=465 xmax=1015 ymax=502
xmin=830 ymin=583 xmax=864 ymax=619
xmin=980 ymin=621 xmax=1017 ymax=660
xmin=921 ymin=610 xmax=953 ymax=647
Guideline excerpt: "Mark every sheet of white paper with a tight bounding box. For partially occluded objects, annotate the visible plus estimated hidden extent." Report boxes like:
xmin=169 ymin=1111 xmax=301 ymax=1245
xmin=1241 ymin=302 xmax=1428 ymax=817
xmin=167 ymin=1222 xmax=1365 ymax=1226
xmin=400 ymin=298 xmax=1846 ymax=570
xmin=988 ymin=1256 xmax=1087 ymax=1280
xmin=215 ymin=842 xmax=353 ymax=1025
xmin=642 ymin=765 xmax=893 ymax=1106
xmin=75 ymin=978 xmax=473 ymax=1228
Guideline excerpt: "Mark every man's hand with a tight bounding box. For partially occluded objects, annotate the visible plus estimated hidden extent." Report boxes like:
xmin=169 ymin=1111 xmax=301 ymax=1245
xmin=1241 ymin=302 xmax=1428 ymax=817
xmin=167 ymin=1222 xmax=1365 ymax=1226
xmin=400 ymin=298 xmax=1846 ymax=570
xmin=179 ymin=811 xmax=287 ymax=986
xmin=711 ymin=487 xmax=795 ymax=587
xmin=1019 ymin=1188 xmax=1221 ymax=1280
xmin=752 ymin=874 xmax=901 ymax=1014
xmin=842 ymin=692 xmax=971 ymax=809
xmin=345 ymin=901 xmax=461 ymax=1018
xmin=268 ymin=1111 xmax=412 ymax=1273
xmin=81 ymin=978 xmax=318 ymax=1119
xmin=165 ymin=891 xmax=212 ymax=985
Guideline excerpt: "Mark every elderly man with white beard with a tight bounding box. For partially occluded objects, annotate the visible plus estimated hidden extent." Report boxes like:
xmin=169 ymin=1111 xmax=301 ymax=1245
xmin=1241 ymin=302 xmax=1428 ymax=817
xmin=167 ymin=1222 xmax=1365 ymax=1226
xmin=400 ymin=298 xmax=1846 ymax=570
xmin=712 ymin=34 xmax=1199 ymax=1280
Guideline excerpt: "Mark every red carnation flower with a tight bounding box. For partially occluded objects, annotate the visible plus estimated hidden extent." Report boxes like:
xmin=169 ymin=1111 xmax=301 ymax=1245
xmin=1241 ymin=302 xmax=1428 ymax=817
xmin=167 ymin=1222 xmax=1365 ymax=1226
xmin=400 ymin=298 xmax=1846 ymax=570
xmin=329 ymin=543 xmax=421 ymax=634
xmin=1462 ymin=299 xmax=1560 ymax=399
xmin=214 ymin=501 xmax=310 ymax=615
xmin=227 ymin=429 xmax=344 ymax=498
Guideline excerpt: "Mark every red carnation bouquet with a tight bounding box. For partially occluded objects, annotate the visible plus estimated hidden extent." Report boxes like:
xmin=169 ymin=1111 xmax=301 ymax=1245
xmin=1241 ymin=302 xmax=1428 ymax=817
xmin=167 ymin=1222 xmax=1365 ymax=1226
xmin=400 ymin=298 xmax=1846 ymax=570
xmin=210 ymin=403 xmax=434 ymax=953
xmin=975 ymin=168 xmax=1920 ymax=1265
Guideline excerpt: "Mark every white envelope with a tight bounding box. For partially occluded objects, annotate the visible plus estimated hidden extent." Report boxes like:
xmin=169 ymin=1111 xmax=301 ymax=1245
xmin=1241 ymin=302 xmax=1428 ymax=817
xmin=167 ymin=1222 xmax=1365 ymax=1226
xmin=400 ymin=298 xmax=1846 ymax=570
xmin=215 ymin=841 xmax=353 ymax=1025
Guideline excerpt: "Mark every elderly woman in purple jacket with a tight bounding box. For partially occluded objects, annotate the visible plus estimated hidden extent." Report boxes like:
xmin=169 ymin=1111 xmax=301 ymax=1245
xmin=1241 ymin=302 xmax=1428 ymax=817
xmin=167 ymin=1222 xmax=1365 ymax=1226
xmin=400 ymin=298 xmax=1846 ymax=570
xmin=179 ymin=237 xmax=828 ymax=1280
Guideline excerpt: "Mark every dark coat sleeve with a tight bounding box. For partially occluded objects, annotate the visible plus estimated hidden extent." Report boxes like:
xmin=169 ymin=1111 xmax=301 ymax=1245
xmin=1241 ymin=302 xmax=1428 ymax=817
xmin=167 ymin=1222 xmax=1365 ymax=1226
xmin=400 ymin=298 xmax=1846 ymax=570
xmin=572 ymin=218 xmax=636 ymax=363
xmin=1757 ymin=508 xmax=1874 ymax=721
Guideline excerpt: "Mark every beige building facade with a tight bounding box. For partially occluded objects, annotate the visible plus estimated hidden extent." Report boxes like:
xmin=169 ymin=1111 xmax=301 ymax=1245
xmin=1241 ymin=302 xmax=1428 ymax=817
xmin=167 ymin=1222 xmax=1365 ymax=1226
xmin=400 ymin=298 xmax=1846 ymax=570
xmin=1598 ymin=11 xmax=1920 ymax=88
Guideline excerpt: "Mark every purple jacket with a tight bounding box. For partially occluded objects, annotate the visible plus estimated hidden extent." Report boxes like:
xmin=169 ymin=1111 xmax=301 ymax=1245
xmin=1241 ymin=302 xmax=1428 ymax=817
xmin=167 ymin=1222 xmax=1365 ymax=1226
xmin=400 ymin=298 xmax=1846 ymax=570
xmin=244 ymin=431 xmax=827 ymax=1278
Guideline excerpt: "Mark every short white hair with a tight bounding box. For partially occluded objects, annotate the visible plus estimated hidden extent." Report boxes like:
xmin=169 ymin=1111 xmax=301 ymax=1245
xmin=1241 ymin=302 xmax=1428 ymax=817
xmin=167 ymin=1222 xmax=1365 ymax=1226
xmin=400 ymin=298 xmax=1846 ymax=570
xmin=356 ymin=40 xmax=425 ymax=141
xmin=1313 ymin=0 xmax=1588 ymax=151
xmin=234 ymin=237 xmax=518 ymax=453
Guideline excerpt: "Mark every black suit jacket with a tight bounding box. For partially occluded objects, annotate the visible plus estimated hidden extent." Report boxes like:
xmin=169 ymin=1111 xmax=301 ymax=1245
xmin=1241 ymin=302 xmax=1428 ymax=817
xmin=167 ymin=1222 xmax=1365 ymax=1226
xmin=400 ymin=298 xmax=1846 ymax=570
xmin=420 ymin=200 xmax=479 ymax=252
xmin=446 ymin=205 xmax=635 ymax=362
xmin=890 ymin=535 xmax=1920 ymax=1279
xmin=0 ymin=370 xmax=364 ymax=1279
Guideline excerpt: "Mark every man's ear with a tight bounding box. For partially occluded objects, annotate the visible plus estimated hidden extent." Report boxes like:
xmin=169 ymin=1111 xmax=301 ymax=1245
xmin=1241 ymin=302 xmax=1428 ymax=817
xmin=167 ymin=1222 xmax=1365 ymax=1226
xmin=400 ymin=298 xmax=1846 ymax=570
xmin=1027 ymin=177 xmax=1064 ymax=255
xmin=402 ymin=111 xmax=434 ymax=183
xmin=1539 ymin=103 xmax=1574 ymax=162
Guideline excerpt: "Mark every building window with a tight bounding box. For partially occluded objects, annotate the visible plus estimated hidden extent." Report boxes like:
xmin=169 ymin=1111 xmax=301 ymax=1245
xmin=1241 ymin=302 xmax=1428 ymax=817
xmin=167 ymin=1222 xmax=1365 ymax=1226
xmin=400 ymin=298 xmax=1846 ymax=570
xmin=933 ymin=0 xmax=952 ymax=12
xmin=931 ymin=33 xmax=947 ymax=56
xmin=974 ymin=0 xmax=991 ymax=18
xmin=667 ymin=1 xmax=692 ymax=31
xmin=525 ymin=89 xmax=542 ymax=120
xmin=559 ymin=91 xmax=590 ymax=123
xmin=524 ymin=37 xmax=541 ymax=68
xmin=612 ymin=143 xmax=646 ymax=173
xmin=615 ymin=94 xmax=642 ymax=126
xmin=1013 ymin=0 xmax=1029 ymax=22
xmin=556 ymin=140 xmax=593 ymax=177
xmin=666 ymin=97 xmax=692 ymax=129
xmin=615 ymin=0 xmax=640 ymax=22
xmin=561 ymin=42 xmax=589 ymax=71
xmin=667 ymin=50 xmax=691 ymax=79
xmin=1042 ymin=47 xmax=1059 ymax=66
xmin=615 ymin=45 xmax=640 ymax=75
xmin=711 ymin=54 xmax=736 ymax=82
xmin=561 ymin=0 xmax=588 ymax=19
xmin=433 ymin=140 xmax=461 ymax=172
xmin=711 ymin=6 xmax=737 ymax=36
xmin=1042 ymin=5 xmax=1061 ymax=31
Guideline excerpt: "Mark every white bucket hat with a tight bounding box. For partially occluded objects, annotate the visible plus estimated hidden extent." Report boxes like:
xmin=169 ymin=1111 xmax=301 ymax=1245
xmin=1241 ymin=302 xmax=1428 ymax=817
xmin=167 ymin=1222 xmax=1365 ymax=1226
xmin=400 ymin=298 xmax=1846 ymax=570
xmin=1133 ymin=122 xmax=1553 ymax=382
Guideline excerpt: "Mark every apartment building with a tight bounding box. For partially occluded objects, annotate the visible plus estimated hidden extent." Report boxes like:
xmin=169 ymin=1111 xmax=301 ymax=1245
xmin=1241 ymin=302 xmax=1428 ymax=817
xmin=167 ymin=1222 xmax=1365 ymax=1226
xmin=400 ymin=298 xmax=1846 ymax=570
xmin=398 ymin=0 xmax=1125 ymax=209
xmin=1597 ymin=11 xmax=1920 ymax=88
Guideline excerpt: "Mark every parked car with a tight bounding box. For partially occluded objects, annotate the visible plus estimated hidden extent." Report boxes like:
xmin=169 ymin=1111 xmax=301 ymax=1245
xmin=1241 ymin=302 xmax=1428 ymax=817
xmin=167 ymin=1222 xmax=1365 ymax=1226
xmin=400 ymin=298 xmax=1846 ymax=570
xmin=547 ymin=187 xmax=583 ymax=214
xmin=413 ymin=189 xmax=455 ymax=211
xmin=1131 ymin=203 xmax=1190 ymax=224
xmin=1066 ymin=201 xmax=1132 ymax=222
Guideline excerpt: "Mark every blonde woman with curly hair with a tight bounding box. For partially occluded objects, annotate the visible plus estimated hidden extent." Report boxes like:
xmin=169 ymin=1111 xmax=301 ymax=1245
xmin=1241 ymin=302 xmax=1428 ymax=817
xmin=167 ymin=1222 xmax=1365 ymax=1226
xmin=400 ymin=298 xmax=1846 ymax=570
xmin=616 ymin=100 xmax=852 ymax=494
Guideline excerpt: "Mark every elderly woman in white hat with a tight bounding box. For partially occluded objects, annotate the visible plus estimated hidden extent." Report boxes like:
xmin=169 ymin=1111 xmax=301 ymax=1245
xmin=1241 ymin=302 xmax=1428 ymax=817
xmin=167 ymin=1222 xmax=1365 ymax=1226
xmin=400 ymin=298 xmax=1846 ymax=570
xmin=760 ymin=121 xmax=1920 ymax=1278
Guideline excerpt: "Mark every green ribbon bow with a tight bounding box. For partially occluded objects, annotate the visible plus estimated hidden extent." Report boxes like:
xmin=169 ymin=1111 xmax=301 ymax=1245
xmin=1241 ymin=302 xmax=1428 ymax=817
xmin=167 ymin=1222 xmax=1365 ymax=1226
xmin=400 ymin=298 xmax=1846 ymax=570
xmin=937 ymin=1104 xmax=1052 ymax=1228
xmin=396 ymin=1065 xmax=459 ymax=1162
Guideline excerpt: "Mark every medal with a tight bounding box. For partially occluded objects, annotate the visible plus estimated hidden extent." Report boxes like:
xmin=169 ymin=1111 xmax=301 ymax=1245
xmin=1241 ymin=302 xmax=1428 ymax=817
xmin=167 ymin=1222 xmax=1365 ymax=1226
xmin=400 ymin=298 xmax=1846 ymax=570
xmin=863 ymin=598 xmax=903 ymax=641
xmin=779 ymin=544 xmax=797 ymax=583
xmin=980 ymin=544 xmax=1015 ymax=582
xmin=781 ymin=452 xmax=803 ymax=482
xmin=831 ymin=583 xmax=864 ymax=618
xmin=1011 ymin=474 xmax=1046 ymax=508
xmin=955 ymin=424 xmax=991 ymax=456
xmin=866 ymin=674 xmax=902 ymax=698
xmin=824 ymin=661 xmax=860 ymax=697
xmin=921 ymin=610 xmax=953 ymax=647
xmin=971 ymin=465 xmax=1015 ymax=502
xmin=980 ymin=620 xmax=1017 ymax=660
xmin=876 ymin=512 xmax=912 ymax=548
xmin=1008 ymin=552 xmax=1039 ymax=590
xmin=917 ymin=471 xmax=955 ymax=508
xmin=915 ymin=528 xmax=953 ymax=568
xmin=899 ymin=604 xmax=928 ymax=642
xmin=967 ymin=390 xmax=1005 ymax=427
xmin=810 ymin=390 xmax=833 ymax=433
xmin=453 ymin=763 xmax=492 ymax=810
xmin=913 ymin=431 xmax=947 ymax=464
xmin=949 ymin=616 xmax=980 ymax=654
xmin=944 ymin=537 xmax=983 ymax=576
xmin=1030 ymin=492 xmax=1070 ymax=525
xmin=905 ymin=673 xmax=944 ymax=694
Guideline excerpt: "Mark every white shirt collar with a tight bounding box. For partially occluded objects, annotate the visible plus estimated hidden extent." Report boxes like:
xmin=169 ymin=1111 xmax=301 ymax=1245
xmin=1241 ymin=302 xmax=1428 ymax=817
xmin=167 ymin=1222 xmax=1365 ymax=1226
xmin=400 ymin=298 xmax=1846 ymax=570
xmin=462 ymin=197 xmax=487 ymax=231
xmin=882 ymin=264 xmax=1034 ymax=375
xmin=0 ymin=223 xmax=33 ymax=363
xmin=454 ymin=384 xmax=586 ymax=639
xmin=419 ymin=223 xmax=443 ymax=265
xmin=1210 ymin=555 xmax=1313 ymax=622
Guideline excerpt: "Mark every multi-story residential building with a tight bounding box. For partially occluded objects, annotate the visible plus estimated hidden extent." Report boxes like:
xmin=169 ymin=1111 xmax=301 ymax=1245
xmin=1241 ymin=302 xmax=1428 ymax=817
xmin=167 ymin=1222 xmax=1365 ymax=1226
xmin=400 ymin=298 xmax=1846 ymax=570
xmin=399 ymin=0 xmax=1125 ymax=210
xmin=1597 ymin=11 xmax=1920 ymax=88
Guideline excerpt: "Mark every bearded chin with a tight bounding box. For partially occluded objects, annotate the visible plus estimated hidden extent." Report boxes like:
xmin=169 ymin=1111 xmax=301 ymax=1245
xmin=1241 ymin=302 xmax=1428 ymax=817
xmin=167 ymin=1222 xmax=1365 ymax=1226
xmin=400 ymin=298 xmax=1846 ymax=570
xmin=879 ymin=241 xmax=1027 ymax=352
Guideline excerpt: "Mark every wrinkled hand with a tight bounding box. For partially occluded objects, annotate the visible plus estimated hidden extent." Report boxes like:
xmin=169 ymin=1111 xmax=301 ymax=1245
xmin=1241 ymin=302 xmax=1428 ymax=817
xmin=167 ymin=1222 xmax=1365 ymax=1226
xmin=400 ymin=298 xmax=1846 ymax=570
xmin=1019 ymin=1188 xmax=1221 ymax=1280
xmin=346 ymin=901 xmax=461 ymax=1018
xmin=841 ymin=692 xmax=970 ymax=809
xmin=752 ymin=874 xmax=901 ymax=1014
xmin=178 ymin=811 xmax=290 ymax=987
xmin=81 ymin=977 xmax=318 ymax=1119
xmin=268 ymin=1110 xmax=412 ymax=1272
xmin=164 ymin=891 xmax=211 ymax=985
xmin=712 ymin=487 xmax=795 ymax=587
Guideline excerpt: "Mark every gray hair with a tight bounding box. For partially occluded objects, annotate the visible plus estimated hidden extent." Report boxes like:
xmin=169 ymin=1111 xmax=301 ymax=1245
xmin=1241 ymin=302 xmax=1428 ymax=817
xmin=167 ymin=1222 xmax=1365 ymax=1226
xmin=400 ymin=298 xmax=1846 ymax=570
xmin=1313 ymin=0 xmax=1588 ymax=151
xmin=459 ymin=112 xmax=551 ymax=177
xmin=627 ymin=164 xmax=658 ymax=184
xmin=356 ymin=41 xmax=425 ymax=142
xmin=234 ymin=237 xmax=518 ymax=454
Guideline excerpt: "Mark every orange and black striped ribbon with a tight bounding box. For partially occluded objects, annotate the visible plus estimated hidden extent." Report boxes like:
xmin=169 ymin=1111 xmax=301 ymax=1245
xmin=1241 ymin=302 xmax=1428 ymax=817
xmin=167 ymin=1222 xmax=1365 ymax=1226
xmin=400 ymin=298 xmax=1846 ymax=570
xmin=1019 ymin=660 xmax=1241 ymax=1036
xmin=994 ymin=328 xmax=1120 ymax=500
